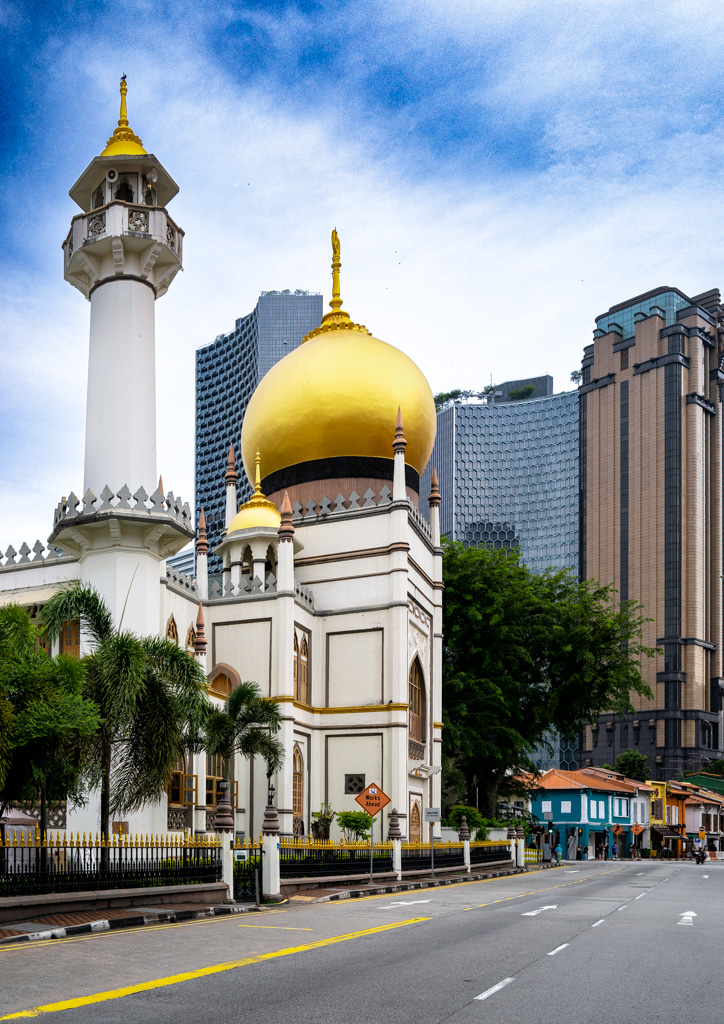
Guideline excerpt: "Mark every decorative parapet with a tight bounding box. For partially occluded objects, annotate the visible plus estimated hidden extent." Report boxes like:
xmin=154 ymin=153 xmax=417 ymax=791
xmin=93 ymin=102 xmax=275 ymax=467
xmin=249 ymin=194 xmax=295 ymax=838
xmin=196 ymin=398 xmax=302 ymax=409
xmin=286 ymin=484 xmax=432 ymax=541
xmin=295 ymin=581 xmax=314 ymax=607
xmin=208 ymin=574 xmax=278 ymax=600
xmin=0 ymin=541 xmax=71 ymax=571
xmin=52 ymin=485 xmax=192 ymax=532
xmin=291 ymin=485 xmax=392 ymax=522
xmin=164 ymin=567 xmax=198 ymax=596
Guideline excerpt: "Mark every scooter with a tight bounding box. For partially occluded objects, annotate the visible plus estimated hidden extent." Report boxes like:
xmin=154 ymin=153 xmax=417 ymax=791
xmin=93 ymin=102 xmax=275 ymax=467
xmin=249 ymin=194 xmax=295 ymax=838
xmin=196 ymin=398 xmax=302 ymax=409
xmin=695 ymin=849 xmax=707 ymax=865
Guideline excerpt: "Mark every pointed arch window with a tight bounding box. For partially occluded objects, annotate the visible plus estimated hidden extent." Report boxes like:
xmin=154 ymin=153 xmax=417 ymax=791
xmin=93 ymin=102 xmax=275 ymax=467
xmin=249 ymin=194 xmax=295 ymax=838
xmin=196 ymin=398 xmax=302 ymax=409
xmin=293 ymin=745 xmax=304 ymax=835
xmin=298 ymin=637 xmax=309 ymax=704
xmin=185 ymin=624 xmax=196 ymax=651
xmin=409 ymin=658 xmax=426 ymax=744
xmin=410 ymin=801 xmax=422 ymax=844
xmin=166 ymin=616 xmax=178 ymax=644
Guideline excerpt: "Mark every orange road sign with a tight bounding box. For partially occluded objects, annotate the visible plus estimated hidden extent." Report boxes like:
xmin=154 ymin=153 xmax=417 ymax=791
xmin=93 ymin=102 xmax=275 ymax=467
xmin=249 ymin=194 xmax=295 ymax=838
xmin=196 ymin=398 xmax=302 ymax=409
xmin=355 ymin=782 xmax=391 ymax=817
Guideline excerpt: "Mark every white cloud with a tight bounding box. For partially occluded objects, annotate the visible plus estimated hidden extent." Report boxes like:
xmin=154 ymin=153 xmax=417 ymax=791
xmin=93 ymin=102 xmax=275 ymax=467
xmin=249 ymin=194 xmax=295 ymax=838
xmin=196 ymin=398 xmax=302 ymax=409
xmin=2 ymin=2 xmax=724 ymax=550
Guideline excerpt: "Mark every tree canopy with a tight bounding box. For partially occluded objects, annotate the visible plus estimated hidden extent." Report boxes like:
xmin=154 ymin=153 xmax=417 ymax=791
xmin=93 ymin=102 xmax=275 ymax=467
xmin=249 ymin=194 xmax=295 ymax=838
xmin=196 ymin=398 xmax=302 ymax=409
xmin=204 ymin=680 xmax=284 ymax=780
xmin=441 ymin=539 xmax=656 ymax=815
xmin=41 ymin=582 xmax=210 ymax=841
xmin=611 ymin=749 xmax=650 ymax=782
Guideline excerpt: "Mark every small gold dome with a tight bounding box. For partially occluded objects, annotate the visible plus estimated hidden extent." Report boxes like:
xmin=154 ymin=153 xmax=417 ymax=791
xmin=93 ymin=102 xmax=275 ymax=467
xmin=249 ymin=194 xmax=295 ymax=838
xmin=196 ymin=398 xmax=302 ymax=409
xmin=227 ymin=453 xmax=281 ymax=533
xmin=101 ymin=76 xmax=147 ymax=157
xmin=241 ymin=232 xmax=436 ymax=485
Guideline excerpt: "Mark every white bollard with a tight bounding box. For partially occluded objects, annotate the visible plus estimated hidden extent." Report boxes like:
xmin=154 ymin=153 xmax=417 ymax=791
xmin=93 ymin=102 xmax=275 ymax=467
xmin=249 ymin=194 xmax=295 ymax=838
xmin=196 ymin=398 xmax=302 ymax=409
xmin=392 ymin=839 xmax=402 ymax=881
xmin=221 ymin=839 xmax=235 ymax=903
xmin=463 ymin=839 xmax=471 ymax=873
xmin=262 ymin=834 xmax=280 ymax=898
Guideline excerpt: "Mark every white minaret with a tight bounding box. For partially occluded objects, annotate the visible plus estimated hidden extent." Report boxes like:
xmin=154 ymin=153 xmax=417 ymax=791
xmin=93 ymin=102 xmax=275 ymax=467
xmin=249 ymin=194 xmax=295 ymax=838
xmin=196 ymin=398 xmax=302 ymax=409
xmin=50 ymin=78 xmax=193 ymax=635
xmin=63 ymin=76 xmax=183 ymax=498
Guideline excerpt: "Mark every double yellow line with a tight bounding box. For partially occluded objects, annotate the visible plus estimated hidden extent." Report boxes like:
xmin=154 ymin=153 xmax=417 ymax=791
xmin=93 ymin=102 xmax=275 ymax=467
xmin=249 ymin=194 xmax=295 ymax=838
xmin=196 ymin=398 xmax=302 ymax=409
xmin=0 ymin=918 xmax=429 ymax=1020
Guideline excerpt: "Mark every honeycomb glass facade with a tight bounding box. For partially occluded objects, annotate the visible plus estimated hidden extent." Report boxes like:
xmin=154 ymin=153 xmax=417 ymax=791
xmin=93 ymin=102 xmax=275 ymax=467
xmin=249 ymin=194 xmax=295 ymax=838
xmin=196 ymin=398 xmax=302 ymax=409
xmin=421 ymin=391 xmax=579 ymax=572
xmin=194 ymin=291 xmax=322 ymax=572
xmin=420 ymin=386 xmax=580 ymax=773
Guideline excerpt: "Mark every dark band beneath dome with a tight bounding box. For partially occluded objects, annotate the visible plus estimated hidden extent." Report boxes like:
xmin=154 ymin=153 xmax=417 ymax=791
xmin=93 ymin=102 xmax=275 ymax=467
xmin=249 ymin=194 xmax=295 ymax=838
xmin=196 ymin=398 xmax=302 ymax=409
xmin=262 ymin=456 xmax=420 ymax=496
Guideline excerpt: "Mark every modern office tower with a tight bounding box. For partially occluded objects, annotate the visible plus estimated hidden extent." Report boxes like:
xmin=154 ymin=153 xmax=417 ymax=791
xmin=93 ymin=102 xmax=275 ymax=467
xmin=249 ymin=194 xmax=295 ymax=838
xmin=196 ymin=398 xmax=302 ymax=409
xmin=421 ymin=377 xmax=580 ymax=773
xmin=421 ymin=377 xmax=579 ymax=572
xmin=194 ymin=290 xmax=323 ymax=571
xmin=579 ymin=285 xmax=724 ymax=778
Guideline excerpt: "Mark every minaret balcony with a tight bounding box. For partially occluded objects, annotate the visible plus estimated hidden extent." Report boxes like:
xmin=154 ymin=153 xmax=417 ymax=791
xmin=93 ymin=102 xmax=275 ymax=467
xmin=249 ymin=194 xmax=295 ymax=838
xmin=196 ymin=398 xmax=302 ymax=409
xmin=63 ymin=201 xmax=184 ymax=299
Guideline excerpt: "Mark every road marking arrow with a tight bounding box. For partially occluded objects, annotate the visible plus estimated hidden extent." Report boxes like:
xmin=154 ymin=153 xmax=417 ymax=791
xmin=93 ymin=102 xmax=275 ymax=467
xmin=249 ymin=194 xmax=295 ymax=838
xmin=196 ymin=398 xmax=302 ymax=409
xmin=521 ymin=905 xmax=558 ymax=916
xmin=381 ymin=900 xmax=433 ymax=909
xmin=678 ymin=910 xmax=697 ymax=926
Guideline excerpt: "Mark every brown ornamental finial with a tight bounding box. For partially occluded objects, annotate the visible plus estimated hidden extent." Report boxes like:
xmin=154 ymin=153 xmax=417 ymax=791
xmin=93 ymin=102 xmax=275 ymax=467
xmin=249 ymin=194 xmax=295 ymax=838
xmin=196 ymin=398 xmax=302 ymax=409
xmin=278 ymin=490 xmax=295 ymax=543
xmin=393 ymin=406 xmax=407 ymax=454
xmin=428 ymin=466 xmax=441 ymax=508
xmin=196 ymin=507 xmax=209 ymax=555
xmin=225 ymin=442 xmax=238 ymax=484
xmin=158 ymin=475 xmax=164 ymax=497
xmin=194 ymin=600 xmax=207 ymax=655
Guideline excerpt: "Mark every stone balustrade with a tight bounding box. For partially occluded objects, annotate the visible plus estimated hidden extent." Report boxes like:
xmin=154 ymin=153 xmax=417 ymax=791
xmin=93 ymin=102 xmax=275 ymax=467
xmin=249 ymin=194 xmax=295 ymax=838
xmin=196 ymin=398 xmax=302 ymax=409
xmin=52 ymin=485 xmax=192 ymax=530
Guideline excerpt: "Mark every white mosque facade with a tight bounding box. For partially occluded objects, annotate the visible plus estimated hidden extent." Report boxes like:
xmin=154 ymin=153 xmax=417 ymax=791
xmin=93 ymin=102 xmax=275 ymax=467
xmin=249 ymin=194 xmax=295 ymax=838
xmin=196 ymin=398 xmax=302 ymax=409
xmin=0 ymin=82 xmax=443 ymax=842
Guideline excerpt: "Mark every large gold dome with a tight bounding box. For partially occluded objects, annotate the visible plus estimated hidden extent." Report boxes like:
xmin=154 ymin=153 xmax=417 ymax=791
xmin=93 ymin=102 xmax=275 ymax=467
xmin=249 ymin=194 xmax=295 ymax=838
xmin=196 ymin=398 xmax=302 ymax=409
xmin=241 ymin=327 xmax=436 ymax=486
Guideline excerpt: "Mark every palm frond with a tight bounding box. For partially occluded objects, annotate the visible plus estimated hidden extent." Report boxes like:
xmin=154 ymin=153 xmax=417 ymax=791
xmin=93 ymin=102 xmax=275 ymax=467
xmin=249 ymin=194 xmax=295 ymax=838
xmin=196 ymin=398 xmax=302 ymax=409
xmin=0 ymin=604 xmax=38 ymax=663
xmin=41 ymin=581 xmax=114 ymax=649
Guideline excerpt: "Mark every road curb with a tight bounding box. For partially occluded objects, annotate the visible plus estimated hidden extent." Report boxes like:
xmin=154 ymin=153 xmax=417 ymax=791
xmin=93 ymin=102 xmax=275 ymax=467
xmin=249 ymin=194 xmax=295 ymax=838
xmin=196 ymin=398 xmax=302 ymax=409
xmin=303 ymin=866 xmax=529 ymax=903
xmin=0 ymin=902 xmax=267 ymax=946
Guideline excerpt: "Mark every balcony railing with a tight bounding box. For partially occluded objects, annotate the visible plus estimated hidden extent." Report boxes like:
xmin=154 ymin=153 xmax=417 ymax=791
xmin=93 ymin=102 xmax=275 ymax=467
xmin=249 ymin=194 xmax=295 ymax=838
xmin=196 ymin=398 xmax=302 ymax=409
xmin=63 ymin=201 xmax=184 ymax=268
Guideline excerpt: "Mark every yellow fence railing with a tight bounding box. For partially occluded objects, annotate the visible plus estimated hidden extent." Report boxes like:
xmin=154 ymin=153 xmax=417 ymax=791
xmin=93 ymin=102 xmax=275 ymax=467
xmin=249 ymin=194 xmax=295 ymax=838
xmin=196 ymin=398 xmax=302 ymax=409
xmin=0 ymin=825 xmax=221 ymax=850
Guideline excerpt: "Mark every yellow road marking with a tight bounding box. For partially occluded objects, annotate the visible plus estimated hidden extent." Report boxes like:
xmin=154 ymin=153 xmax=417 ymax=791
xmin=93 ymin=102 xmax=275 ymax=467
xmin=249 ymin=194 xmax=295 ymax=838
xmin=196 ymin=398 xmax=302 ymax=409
xmin=238 ymin=925 xmax=313 ymax=931
xmin=0 ymin=917 xmax=430 ymax=1019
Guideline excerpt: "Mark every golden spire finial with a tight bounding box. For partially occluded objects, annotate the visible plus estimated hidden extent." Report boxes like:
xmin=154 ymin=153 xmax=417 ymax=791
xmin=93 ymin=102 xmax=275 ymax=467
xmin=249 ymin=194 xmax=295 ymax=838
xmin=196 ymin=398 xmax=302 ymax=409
xmin=118 ymin=74 xmax=129 ymax=128
xmin=302 ymin=229 xmax=371 ymax=342
xmin=254 ymin=451 xmax=262 ymax=494
xmin=101 ymin=75 xmax=147 ymax=156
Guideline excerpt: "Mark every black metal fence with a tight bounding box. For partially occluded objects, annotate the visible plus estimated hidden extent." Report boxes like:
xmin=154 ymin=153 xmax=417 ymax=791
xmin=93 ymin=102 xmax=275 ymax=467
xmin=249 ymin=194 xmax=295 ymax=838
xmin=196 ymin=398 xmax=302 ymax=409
xmin=232 ymin=838 xmax=263 ymax=901
xmin=401 ymin=843 xmax=466 ymax=871
xmin=279 ymin=839 xmax=393 ymax=878
xmin=0 ymin=830 xmax=222 ymax=897
xmin=470 ymin=842 xmax=510 ymax=865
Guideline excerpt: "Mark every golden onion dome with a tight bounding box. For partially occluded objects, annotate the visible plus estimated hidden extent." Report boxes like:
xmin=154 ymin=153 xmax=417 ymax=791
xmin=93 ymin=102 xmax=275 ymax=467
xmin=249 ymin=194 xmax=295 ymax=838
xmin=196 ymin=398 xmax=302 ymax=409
xmin=227 ymin=453 xmax=281 ymax=533
xmin=241 ymin=232 xmax=436 ymax=485
xmin=100 ymin=76 xmax=147 ymax=157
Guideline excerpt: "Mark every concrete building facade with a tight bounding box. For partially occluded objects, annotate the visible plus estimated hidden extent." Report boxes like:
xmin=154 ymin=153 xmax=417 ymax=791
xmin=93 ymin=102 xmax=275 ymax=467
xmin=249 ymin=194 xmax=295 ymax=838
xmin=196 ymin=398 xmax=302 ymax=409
xmin=579 ymin=285 xmax=724 ymax=778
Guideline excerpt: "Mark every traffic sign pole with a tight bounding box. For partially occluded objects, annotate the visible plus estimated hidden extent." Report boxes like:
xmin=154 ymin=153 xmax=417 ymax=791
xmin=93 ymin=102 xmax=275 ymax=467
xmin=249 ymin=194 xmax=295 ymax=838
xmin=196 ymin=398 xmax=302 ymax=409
xmin=354 ymin=783 xmax=391 ymax=887
xmin=370 ymin=815 xmax=374 ymax=884
xmin=430 ymin=821 xmax=435 ymax=877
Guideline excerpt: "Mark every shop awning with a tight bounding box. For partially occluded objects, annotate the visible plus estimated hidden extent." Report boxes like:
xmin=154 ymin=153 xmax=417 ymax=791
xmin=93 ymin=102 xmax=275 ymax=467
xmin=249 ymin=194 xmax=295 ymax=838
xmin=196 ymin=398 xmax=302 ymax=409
xmin=652 ymin=826 xmax=683 ymax=839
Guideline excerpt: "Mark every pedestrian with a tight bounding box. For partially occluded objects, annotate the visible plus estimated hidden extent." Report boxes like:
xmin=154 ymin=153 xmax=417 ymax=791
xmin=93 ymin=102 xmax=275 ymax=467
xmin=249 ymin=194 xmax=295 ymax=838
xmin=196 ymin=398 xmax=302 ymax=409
xmin=612 ymin=844 xmax=617 ymax=860
xmin=576 ymin=844 xmax=582 ymax=861
xmin=554 ymin=843 xmax=563 ymax=864
xmin=583 ymin=844 xmax=589 ymax=860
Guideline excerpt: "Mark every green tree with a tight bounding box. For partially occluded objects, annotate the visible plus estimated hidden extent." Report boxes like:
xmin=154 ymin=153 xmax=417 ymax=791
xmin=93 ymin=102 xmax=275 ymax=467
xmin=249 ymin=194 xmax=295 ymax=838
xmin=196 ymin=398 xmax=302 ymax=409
xmin=203 ymin=681 xmax=284 ymax=793
xmin=507 ymin=384 xmax=535 ymax=400
xmin=613 ymin=749 xmax=650 ymax=782
xmin=0 ymin=605 xmax=100 ymax=844
xmin=442 ymin=540 xmax=656 ymax=816
xmin=41 ymin=582 xmax=210 ymax=845
xmin=336 ymin=810 xmax=374 ymax=841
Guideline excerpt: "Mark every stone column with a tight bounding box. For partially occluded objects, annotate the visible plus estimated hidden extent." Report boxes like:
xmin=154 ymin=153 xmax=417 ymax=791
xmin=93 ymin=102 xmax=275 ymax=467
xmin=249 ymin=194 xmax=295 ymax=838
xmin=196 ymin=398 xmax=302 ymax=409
xmin=225 ymin=443 xmax=238 ymax=529
xmin=459 ymin=815 xmax=471 ymax=873
xmin=261 ymin=800 xmax=281 ymax=900
xmin=388 ymin=807 xmax=403 ymax=881
xmin=214 ymin=778 xmax=235 ymax=903
xmin=196 ymin=508 xmax=209 ymax=602
xmin=516 ymin=827 xmax=525 ymax=868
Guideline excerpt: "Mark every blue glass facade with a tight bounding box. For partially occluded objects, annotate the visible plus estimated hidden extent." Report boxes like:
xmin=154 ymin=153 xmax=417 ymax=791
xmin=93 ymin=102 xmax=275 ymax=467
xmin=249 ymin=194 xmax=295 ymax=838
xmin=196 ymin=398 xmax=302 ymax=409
xmin=421 ymin=390 xmax=579 ymax=573
xmin=594 ymin=287 xmax=690 ymax=338
xmin=420 ymin=386 xmax=580 ymax=774
xmin=194 ymin=291 xmax=322 ymax=571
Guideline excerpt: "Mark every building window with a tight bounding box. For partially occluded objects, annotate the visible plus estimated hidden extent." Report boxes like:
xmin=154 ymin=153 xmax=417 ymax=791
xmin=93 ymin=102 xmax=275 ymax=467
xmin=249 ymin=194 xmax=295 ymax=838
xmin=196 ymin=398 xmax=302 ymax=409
xmin=620 ymin=348 xmax=629 ymax=371
xmin=186 ymin=624 xmax=196 ymax=651
xmin=345 ymin=774 xmax=365 ymax=795
xmin=410 ymin=801 xmax=421 ymax=843
xmin=205 ymin=754 xmax=236 ymax=808
xmin=298 ymin=637 xmax=309 ymax=703
xmin=208 ymin=672 xmax=233 ymax=701
xmin=292 ymin=745 xmax=304 ymax=835
xmin=409 ymin=658 xmax=426 ymax=744
xmin=60 ymin=620 xmax=80 ymax=657
xmin=167 ymin=756 xmax=196 ymax=807
xmin=166 ymin=616 xmax=178 ymax=643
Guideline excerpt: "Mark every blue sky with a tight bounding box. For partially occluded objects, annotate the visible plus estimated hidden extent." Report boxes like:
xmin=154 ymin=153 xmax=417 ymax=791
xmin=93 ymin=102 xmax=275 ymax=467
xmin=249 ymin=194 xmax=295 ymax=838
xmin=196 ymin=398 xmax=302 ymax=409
xmin=3 ymin=0 xmax=724 ymax=547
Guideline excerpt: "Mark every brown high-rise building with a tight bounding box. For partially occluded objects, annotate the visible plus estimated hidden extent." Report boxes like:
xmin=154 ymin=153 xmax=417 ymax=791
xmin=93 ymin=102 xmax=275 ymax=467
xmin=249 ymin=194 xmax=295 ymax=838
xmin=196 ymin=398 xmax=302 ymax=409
xmin=579 ymin=285 xmax=724 ymax=778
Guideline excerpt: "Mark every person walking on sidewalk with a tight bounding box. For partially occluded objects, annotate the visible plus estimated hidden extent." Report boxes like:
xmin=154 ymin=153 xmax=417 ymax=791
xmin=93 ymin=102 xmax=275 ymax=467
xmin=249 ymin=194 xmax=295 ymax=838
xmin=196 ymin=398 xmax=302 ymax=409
xmin=554 ymin=843 xmax=563 ymax=864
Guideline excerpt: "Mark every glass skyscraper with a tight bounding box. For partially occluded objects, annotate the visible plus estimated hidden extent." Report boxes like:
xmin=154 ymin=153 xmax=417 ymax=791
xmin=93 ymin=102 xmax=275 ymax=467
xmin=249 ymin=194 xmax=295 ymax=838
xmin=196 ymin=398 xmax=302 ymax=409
xmin=420 ymin=377 xmax=580 ymax=772
xmin=194 ymin=290 xmax=323 ymax=572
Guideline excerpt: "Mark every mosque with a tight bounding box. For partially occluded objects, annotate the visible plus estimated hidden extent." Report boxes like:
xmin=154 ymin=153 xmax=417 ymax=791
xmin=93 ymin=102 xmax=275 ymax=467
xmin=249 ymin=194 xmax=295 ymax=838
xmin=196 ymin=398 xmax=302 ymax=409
xmin=0 ymin=80 xmax=443 ymax=841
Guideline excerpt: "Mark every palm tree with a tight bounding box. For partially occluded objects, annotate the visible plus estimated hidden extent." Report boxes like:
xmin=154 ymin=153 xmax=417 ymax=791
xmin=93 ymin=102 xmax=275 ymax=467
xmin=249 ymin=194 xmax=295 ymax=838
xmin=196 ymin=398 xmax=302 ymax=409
xmin=204 ymin=681 xmax=285 ymax=807
xmin=0 ymin=603 xmax=37 ymax=789
xmin=41 ymin=581 xmax=210 ymax=847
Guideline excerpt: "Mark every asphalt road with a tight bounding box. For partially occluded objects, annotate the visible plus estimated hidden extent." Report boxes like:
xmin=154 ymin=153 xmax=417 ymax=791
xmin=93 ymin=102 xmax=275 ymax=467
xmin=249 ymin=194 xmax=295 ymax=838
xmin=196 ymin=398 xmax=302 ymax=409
xmin=0 ymin=860 xmax=720 ymax=1023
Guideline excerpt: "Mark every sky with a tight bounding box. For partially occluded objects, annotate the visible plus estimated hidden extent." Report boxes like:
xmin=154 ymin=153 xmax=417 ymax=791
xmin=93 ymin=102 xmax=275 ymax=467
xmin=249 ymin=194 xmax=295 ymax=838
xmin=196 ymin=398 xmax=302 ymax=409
xmin=2 ymin=0 xmax=724 ymax=550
